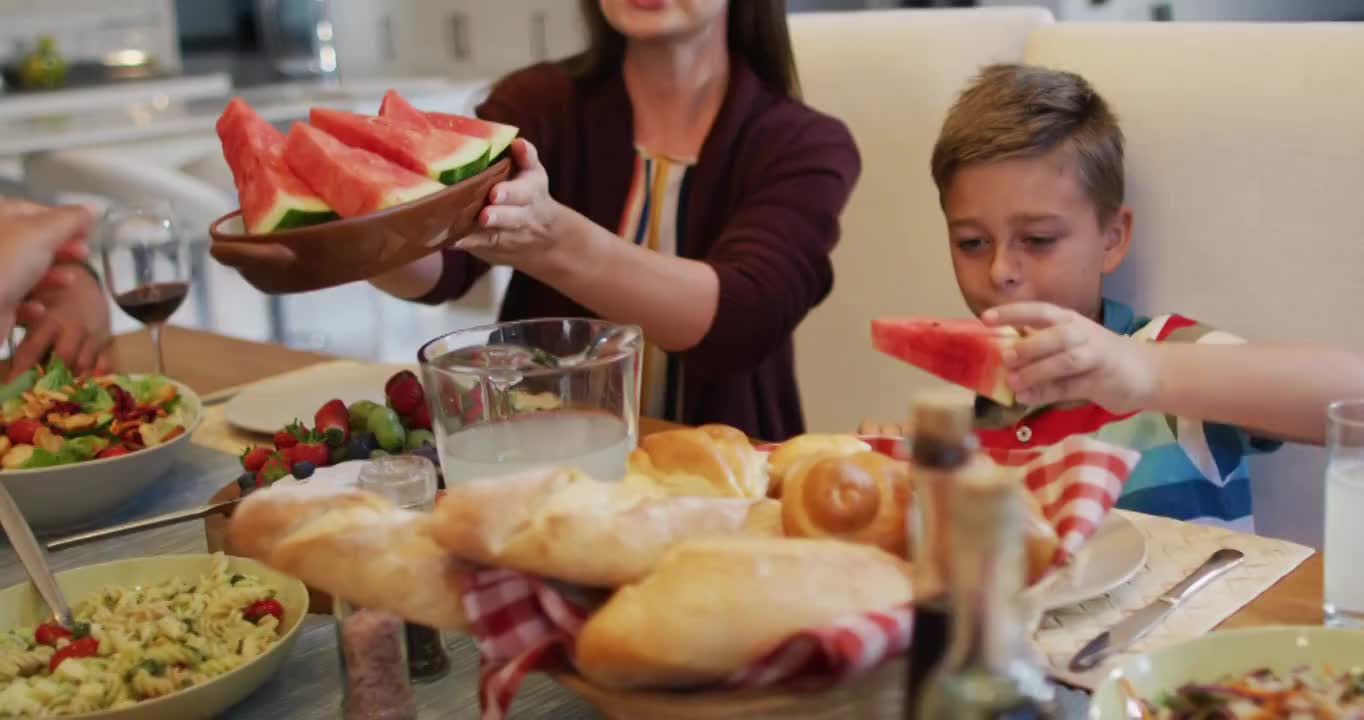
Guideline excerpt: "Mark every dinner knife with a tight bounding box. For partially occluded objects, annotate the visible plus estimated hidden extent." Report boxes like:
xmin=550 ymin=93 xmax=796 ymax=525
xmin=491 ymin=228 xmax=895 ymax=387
xmin=1067 ymin=547 xmax=1244 ymax=673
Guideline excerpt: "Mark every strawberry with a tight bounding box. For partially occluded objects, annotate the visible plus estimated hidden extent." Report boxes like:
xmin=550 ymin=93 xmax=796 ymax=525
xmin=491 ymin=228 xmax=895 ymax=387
xmin=385 ymin=371 xmax=425 ymax=418
xmin=292 ymin=442 xmax=330 ymax=468
xmin=314 ymin=399 xmax=350 ymax=447
xmin=408 ymin=400 xmax=432 ymax=431
xmin=240 ymin=446 xmax=272 ymax=473
xmin=273 ymin=430 xmax=299 ymax=450
xmin=6 ymin=419 xmax=41 ymax=446
xmin=96 ymin=446 xmax=130 ymax=460
xmin=256 ymin=455 xmax=291 ymax=485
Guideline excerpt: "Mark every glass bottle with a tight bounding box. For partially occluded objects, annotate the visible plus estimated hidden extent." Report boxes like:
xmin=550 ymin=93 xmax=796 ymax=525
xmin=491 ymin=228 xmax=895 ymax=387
xmin=355 ymin=455 xmax=451 ymax=682
xmin=913 ymin=474 xmax=1059 ymax=719
xmin=903 ymin=388 xmax=978 ymax=715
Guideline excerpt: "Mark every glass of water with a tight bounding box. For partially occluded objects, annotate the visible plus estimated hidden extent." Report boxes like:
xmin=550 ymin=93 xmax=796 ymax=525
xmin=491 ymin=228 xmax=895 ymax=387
xmin=417 ymin=318 xmax=643 ymax=484
xmin=1325 ymin=399 xmax=1364 ymax=627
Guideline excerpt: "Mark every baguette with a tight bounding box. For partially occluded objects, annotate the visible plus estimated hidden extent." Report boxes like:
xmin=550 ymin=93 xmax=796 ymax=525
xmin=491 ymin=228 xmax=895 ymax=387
xmin=574 ymin=536 xmax=915 ymax=690
xmin=430 ymin=466 xmax=782 ymax=587
xmin=228 ymin=483 xmax=468 ymax=631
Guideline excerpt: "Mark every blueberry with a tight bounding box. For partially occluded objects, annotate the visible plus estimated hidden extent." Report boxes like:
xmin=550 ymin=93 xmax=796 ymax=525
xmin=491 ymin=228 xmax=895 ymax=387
xmin=292 ymin=460 xmax=316 ymax=479
xmin=235 ymin=471 xmax=256 ymax=493
xmin=345 ymin=435 xmax=373 ymax=462
xmin=409 ymin=444 xmax=439 ymax=467
xmin=356 ymin=432 xmax=378 ymax=453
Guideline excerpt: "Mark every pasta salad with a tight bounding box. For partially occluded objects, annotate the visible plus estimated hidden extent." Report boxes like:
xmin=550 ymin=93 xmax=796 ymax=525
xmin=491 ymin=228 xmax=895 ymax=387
xmin=0 ymin=554 xmax=286 ymax=717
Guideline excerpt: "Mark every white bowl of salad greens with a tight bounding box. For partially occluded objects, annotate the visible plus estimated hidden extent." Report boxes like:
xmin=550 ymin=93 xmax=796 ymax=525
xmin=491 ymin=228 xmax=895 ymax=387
xmin=0 ymin=358 xmax=201 ymax=533
xmin=1090 ymin=626 xmax=1364 ymax=719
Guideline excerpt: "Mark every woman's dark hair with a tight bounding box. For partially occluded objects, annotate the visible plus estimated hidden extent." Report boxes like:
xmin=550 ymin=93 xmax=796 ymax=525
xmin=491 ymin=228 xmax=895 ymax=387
xmin=566 ymin=0 xmax=800 ymax=98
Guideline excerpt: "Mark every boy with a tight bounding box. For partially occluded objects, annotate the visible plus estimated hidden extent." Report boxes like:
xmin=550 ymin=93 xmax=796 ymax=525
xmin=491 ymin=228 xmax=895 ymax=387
xmin=862 ymin=64 xmax=1364 ymax=530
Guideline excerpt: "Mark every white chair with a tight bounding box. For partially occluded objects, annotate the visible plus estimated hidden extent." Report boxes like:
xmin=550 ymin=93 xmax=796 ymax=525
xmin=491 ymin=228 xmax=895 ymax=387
xmin=787 ymin=7 xmax=1056 ymax=432
xmin=1023 ymin=22 xmax=1364 ymax=547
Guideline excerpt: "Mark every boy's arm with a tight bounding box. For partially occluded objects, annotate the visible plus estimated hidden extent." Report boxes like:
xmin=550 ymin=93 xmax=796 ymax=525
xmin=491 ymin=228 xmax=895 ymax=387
xmin=1144 ymin=342 xmax=1364 ymax=446
xmin=984 ymin=302 xmax=1364 ymax=447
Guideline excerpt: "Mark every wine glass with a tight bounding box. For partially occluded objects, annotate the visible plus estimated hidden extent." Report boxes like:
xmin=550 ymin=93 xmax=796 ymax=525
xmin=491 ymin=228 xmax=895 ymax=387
xmin=99 ymin=201 xmax=190 ymax=375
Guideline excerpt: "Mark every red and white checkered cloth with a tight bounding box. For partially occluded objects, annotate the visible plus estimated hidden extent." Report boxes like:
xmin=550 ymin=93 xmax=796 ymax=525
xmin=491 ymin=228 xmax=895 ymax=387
xmin=462 ymin=434 xmax=1140 ymax=719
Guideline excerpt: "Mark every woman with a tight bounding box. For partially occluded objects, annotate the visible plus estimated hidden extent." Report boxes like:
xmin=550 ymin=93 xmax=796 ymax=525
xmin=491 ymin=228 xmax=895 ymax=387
xmin=221 ymin=0 xmax=860 ymax=441
xmin=0 ymin=199 xmax=100 ymax=371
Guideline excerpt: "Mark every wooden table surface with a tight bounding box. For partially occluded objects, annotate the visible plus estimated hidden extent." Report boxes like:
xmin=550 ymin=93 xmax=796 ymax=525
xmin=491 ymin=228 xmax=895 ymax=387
xmin=101 ymin=327 xmax=1325 ymax=630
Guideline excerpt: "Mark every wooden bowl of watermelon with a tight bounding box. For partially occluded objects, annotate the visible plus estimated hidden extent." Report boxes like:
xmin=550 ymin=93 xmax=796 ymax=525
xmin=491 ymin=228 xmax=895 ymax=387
xmin=209 ymin=91 xmax=515 ymax=293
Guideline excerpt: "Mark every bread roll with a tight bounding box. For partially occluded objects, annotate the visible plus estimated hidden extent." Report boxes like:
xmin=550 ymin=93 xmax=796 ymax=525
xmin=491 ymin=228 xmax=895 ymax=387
xmin=625 ymin=424 xmax=769 ymax=498
xmin=574 ymin=537 xmax=914 ymax=690
xmin=766 ymin=433 xmax=873 ymax=496
xmin=431 ymin=465 xmax=782 ymax=587
xmin=1021 ymin=491 xmax=1062 ymax=585
xmin=780 ymin=450 xmax=911 ymax=557
xmin=227 ymin=484 xmax=468 ymax=631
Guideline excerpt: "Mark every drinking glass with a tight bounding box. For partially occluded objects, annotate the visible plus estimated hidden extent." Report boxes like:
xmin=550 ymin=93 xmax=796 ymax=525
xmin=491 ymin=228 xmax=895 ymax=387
xmin=99 ymin=202 xmax=189 ymax=375
xmin=417 ymin=318 xmax=643 ymax=484
xmin=1325 ymin=399 xmax=1364 ymax=627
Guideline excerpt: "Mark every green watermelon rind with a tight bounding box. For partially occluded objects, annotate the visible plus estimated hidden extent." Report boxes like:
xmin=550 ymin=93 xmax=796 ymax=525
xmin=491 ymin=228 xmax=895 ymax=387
xmin=245 ymin=190 xmax=337 ymax=235
xmin=433 ymin=142 xmax=492 ymax=185
xmin=484 ymin=125 xmax=519 ymax=162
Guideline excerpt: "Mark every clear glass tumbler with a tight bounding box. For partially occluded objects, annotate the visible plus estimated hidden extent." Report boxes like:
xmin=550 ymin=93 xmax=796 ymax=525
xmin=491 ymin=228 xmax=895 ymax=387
xmin=417 ymin=318 xmax=643 ymax=484
xmin=1325 ymin=399 xmax=1364 ymax=628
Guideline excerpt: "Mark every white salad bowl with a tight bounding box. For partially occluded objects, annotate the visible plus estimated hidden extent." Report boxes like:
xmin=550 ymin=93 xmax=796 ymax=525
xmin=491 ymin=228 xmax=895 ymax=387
xmin=1090 ymin=625 xmax=1364 ymax=718
xmin=0 ymin=377 xmax=202 ymax=533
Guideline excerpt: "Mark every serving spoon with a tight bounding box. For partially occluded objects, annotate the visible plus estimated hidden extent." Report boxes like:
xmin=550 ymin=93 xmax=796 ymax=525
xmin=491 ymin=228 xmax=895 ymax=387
xmin=0 ymin=483 xmax=73 ymax=626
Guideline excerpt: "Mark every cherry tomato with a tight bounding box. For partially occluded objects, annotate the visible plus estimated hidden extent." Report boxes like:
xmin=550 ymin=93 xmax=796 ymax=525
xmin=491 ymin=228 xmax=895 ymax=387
xmin=243 ymin=598 xmax=284 ymax=625
xmin=49 ymin=636 xmax=98 ymax=671
xmin=34 ymin=623 xmax=71 ymax=646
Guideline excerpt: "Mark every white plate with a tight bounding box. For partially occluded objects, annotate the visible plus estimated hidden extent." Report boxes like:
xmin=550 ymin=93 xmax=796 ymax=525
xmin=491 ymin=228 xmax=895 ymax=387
xmin=1028 ymin=512 xmax=1147 ymax=611
xmin=223 ymin=362 xmax=417 ymax=435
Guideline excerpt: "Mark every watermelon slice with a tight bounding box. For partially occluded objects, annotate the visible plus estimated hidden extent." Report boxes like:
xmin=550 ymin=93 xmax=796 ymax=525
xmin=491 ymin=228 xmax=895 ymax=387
xmin=283 ymin=122 xmax=445 ymax=218
xmin=871 ymin=317 xmax=1020 ymax=406
xmin=215 ymin=98 xmax=337 ymax=234
xmin=379 ymin=90 xmax=519 ymax=162
xmin=310 ymin=107 xmax=490 ymax=185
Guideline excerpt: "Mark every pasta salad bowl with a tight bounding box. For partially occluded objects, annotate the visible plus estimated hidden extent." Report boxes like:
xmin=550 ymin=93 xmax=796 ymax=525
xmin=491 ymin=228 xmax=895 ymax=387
xmin=0 ymin=553 xmax=307 ymax=719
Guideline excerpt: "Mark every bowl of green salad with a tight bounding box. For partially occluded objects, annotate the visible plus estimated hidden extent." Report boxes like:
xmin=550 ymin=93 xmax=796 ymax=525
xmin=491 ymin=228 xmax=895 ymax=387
xmin=0 ymin=357 xmax=201 ymax=532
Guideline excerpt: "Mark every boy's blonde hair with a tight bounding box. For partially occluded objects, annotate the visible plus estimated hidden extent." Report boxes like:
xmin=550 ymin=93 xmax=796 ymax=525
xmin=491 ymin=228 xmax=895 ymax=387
xmin=931 ymin=63 xmax=1125 ymax=223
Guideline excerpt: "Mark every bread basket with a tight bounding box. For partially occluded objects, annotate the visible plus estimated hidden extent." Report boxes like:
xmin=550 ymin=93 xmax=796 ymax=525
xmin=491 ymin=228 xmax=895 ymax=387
xmin=552 ymin=658 xmax=906 ymax=720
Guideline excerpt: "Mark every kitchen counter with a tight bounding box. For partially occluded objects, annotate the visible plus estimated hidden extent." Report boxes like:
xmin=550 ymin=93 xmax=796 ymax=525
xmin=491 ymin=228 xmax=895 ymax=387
xmin=0 ymin=75 xmax=485 ymax=157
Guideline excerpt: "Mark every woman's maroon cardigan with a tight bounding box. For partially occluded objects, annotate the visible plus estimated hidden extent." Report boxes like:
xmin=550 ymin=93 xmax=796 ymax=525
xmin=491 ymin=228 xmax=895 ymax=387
xmin=418 ymin=60 xmax=861 ymax=441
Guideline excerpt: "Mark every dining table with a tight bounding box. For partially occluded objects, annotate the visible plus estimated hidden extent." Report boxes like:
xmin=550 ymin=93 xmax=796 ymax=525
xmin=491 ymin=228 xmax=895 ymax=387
xmin=0 ymin=326 xmax=1327 ymax=719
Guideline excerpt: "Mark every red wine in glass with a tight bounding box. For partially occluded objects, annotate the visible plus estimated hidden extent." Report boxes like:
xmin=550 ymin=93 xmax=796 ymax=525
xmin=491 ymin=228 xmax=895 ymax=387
xmin=114 ymin=282 xmax=188 ymax=325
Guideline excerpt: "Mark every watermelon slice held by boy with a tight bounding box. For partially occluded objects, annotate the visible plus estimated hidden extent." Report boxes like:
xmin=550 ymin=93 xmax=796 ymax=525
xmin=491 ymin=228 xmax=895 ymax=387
xmin=283 ymin=122 xmax=444 ymax=219
xmin=310 ymin=107 xmax=491 ymax=185
xmin=870 ymin=317 xmax=1020 ymax=406
xmin=215 ymin=97 xmax=337 ymax=234
xmin=379 ymin=89 xmax=519 ymax=162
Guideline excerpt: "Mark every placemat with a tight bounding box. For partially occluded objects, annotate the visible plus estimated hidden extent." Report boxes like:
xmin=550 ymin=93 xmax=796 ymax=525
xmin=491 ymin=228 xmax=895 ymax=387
xmin=1036 ymin=510 xmax=1313 ymax=688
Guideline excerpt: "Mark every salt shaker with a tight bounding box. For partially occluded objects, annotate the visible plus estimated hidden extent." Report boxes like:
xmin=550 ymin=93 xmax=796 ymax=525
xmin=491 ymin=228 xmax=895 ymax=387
xmin=338 ymin=607 xmax=418 ymax=720
xmin=356 ymin=455 xmax=451 ymax=682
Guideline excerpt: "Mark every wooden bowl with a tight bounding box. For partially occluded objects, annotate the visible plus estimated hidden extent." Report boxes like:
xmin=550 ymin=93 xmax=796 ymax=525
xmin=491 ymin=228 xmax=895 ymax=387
xmin=553 ymin=658 xmax=906 ymax=720
xmin=208 ymin=158 xmax=511 ymax=293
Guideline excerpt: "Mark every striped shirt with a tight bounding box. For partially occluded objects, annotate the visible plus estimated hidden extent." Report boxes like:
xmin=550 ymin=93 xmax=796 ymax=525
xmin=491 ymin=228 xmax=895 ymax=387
xmin=973 ymin=298 xmax=1280 ymax=532
xmin=617 ymin=146 xmax=695 ymax=422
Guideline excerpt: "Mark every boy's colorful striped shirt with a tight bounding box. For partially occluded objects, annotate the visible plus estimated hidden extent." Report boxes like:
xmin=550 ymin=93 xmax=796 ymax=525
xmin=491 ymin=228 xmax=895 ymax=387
xmin=973 ymin=298 xmax=1279 ymax=531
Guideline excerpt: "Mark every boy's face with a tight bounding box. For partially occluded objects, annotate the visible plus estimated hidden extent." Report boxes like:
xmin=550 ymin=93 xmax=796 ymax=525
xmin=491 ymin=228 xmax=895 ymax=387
xmin=942 ymin=146 xmax=1132 ymax=322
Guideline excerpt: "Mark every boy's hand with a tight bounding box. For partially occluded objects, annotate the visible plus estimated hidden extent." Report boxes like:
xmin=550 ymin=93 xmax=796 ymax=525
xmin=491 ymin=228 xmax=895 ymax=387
xmin=982 ymin=302 xmax=1158 ymax=413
